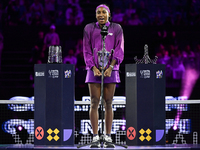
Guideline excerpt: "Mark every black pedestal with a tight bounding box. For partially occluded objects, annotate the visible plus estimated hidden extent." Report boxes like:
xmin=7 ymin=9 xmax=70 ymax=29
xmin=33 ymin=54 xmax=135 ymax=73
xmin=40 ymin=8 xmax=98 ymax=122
xmin=34 ymin=64 xmax=74 ymax=146
xmin=126 ymin=64 xmax=166 ymax=146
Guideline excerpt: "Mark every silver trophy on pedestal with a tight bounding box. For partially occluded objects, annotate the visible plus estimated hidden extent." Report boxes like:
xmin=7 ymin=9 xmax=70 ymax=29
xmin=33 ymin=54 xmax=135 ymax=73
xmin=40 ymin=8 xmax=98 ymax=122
xmin=48 ymin=45 xmax=62 ymax=63
xmin=98 ymin=50 xmax=111 ymax=68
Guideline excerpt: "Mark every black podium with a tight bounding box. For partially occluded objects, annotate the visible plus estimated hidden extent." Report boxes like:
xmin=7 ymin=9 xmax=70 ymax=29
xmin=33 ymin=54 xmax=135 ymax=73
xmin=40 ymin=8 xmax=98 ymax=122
xmin=126 ymin=64 xmax=165 ymax=146
xmin=34 ymin=64 xmax=74 ymax=146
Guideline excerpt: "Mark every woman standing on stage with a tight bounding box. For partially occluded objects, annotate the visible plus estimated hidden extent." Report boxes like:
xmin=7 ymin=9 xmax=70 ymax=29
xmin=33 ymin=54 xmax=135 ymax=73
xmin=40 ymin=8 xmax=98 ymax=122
xmin=83 ymin=4 xmax=124 ymax=148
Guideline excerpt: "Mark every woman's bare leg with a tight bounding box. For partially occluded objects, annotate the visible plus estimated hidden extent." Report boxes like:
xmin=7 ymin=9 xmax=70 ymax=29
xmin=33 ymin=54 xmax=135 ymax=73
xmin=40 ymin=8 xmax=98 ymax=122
xmin=103 ymin=83 xmax=116 ymax=134
xmin=88 ymin=83 xmax=101 ymax=134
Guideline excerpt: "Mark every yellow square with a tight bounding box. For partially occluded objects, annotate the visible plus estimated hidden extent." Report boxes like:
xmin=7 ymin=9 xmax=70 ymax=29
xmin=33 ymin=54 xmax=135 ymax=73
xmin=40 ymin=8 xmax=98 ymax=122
xmin=139 ymin=135 xmax=145 ymax=141
xmin=139 ymin=129 xmax=145 ymax=135
xmin=146 ymin=135 xmax=152 ymax=141
xmin=47 ymin=135 xmax=53 ymax=141
xmin=54 ymin=135 xmax=60 ymax=141
xmin=47 ymin=128 xmax=53 ymax=134
xmin=146 ymin=128 xmax=152 ymax=135
xmin=54 ymin=128 xmax=60 ymax=134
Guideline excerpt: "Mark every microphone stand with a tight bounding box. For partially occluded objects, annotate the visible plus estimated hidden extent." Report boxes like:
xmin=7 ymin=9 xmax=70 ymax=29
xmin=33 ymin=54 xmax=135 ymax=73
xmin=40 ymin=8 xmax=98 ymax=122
xmin=77 ymin=28 xmax=127 ymax=149
xmin=99 ymin=34 xmax=106 ymax=147
xmin=98 ymin=34 xmax=128 ymax=149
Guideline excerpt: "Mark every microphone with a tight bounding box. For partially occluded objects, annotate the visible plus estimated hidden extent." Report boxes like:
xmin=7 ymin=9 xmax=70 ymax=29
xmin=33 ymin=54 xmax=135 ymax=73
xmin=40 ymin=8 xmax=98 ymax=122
xmin=101 ymin=25 xmax=108 ymax=37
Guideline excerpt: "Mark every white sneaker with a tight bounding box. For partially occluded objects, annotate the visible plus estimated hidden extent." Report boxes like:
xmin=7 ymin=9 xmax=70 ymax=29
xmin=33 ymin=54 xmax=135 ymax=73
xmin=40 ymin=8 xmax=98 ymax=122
xmin=90 ymin=135 xmax=100 ymax=148
xmin=104 ymin=135 xmax=115 ymax=148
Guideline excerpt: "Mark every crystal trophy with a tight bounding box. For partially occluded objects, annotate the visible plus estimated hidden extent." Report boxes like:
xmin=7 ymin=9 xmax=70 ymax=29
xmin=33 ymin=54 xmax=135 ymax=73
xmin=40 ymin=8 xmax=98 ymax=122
xmin=97 ymin=50 xmax=111 ymax=68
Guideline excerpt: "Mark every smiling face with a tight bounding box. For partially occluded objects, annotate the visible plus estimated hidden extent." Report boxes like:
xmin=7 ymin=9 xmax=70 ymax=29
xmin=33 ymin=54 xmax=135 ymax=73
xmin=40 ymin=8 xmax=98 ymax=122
xmin=96 ymin=7 xmax=110 ymax=28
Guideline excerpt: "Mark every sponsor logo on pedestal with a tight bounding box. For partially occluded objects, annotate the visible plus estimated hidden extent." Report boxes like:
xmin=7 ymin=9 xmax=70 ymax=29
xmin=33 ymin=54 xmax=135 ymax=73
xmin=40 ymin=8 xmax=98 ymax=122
xmin=139 ymin=128 xmax=152 ymax=141
xmin=63 ymin=129 xmax=73 ymax=141
xmin=140 ymin=70 xmax=150 ymax=78
xmin=126 ymin=72 xmax=136 ymax=77
xmin=48 ymin=70 xmax=59 ymax=78
xmin=47 ymin=128 xmax=60 ymax=141
xmin=156 ymin=70 xmax=163 ymax=78
xmin=35 ymin=72 xmax=45 ymax=77
xmin=35 ymin=126 xmax=44 ymax=140
xmin=127 ymin=127 xmax=136 ymax=140
xmin=64 ymin=70 xmax=71 ymax=78
xmin=156 ymin=129 xmax=165 ymax=142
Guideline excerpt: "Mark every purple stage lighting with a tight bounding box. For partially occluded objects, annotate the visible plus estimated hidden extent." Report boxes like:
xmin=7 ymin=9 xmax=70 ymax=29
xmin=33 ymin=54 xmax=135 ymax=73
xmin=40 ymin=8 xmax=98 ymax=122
xmin=121 ymin=125 xmax=126 ymax=131
xmin=17 ymin=125 xmax=23 ymax=131
xmin=173 ymin=97 xmax=187 ymax=131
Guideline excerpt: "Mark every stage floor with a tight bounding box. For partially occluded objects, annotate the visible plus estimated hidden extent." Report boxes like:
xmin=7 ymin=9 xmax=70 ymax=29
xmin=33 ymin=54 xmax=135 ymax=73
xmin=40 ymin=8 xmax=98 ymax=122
xmin=1 ymin=144 xmax=200 ymax=150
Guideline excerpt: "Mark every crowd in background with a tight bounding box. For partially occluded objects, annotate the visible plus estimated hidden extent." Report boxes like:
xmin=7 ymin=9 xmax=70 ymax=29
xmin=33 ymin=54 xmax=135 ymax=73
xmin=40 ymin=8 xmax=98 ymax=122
xmin=0 ymin=0 xmax=200 ymax=27
xmin=28 ymin=24 xmax=85 ymax=87
xmin=156 ymin=31 xmax=200 ymax=81
xmin=152 ymin=27 xmax=199 ymax=76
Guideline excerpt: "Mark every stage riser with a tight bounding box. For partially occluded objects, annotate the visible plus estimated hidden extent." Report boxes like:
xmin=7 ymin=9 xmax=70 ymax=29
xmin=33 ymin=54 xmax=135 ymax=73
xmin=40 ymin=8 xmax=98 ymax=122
xmin=0 ymin=145 xmax=197 ymax=150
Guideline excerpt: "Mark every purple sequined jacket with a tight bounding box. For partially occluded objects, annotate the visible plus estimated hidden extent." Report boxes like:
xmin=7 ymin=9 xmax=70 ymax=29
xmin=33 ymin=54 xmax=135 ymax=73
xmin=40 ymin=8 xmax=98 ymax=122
xmin=83 ymin=21 xmax=124 ymax=70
